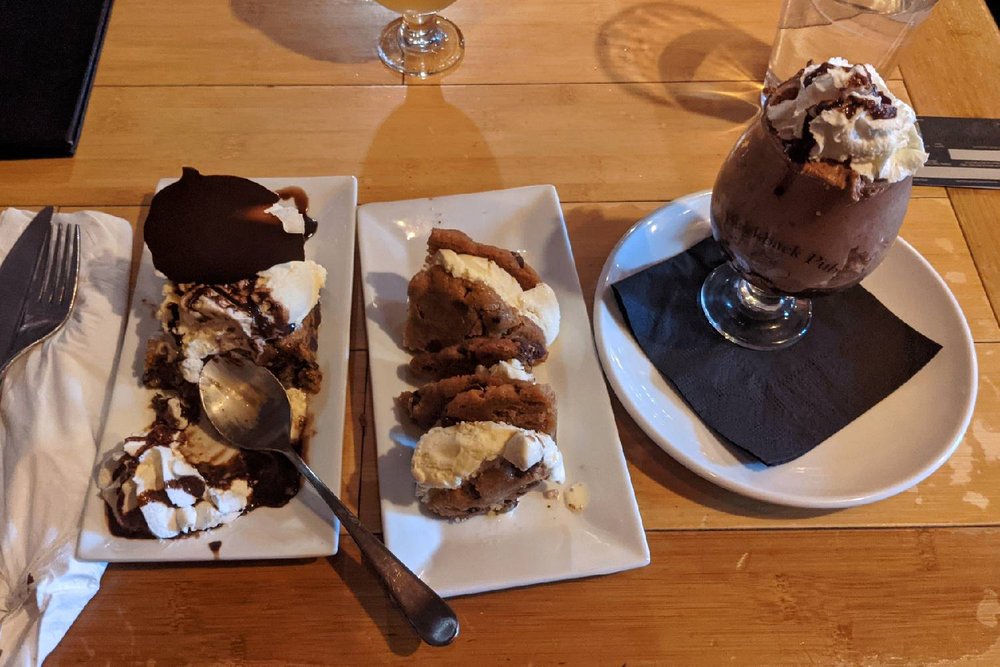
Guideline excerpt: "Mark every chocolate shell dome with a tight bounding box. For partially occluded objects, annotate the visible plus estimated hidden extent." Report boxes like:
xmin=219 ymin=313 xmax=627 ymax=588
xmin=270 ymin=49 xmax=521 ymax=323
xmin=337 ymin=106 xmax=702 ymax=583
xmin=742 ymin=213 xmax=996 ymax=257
xmin=144 ymin=167 xmax=315 ymax=284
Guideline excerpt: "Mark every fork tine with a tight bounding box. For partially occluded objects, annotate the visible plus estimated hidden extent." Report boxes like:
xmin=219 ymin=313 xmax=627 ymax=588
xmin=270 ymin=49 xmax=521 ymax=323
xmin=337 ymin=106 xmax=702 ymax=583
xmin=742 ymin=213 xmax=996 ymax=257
xmin=61 ymin=225 xmax=81 ymax=304
xmin=26 ymin=224 xmax=53 ymax=298
xmin=1 ymin=221 xmax=81 ymax=376
xmin=40 ymin=223 xmax=63 ymax=302
xmin=47 ymin=223 xmax=68 ymax=303
xmin=52 ymin=222 xmax=75 ymax=303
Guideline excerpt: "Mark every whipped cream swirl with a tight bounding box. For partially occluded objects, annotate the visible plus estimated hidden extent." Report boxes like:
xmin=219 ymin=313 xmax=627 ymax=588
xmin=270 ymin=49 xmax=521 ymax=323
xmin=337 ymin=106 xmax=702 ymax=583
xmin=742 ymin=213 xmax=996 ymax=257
xmin=766 ymin=58 xmax=928 ymax=183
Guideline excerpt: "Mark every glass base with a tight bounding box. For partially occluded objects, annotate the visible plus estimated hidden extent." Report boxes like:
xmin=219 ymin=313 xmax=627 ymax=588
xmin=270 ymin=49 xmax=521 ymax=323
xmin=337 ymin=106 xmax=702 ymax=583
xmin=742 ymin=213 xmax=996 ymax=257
xmin=377 ymin=15 xmax=464 ymax=78
xmin=700 ymin=263 xmax=812 ymax=351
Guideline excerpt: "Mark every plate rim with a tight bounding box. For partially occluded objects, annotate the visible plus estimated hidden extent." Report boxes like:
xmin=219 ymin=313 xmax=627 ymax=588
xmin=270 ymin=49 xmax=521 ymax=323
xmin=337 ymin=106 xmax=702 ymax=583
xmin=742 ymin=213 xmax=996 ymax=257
xmin=76 ymin=174 xmax=358 ymax=561
xmin=593 ymin=190 xmax=978 ymax=509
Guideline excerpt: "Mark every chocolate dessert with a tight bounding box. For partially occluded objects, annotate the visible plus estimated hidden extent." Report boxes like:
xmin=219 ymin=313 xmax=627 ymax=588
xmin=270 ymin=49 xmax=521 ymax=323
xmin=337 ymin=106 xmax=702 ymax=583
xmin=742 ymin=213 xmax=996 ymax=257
xmin=410 ymin=421 xmax=565 ymax=518
xmin=408 ymin=334 xmax=547 ymax=380
xmin=710 ymin=59 xmax=928 ymax=296
xmin=418 ymin=455 xmax=552 ymax=518
xmin=143 ymin=262 xmax=325 ymax=400
xmin=144 ymin=167 xmax=317 ymax=284
xmin=398 ymin=368 xmax=557 ymax=434
xmin=399 ymin=230 xmax=566 ymax=519
xmin=100 ymin=169 xmax=327 ymax=539
xmin=99 ymin=423 xmax=300 ymax=539
xmin=401 ymin=364 xmax=562 ymax=518
xmin=404 ymin=229 xmax=560 ymax=365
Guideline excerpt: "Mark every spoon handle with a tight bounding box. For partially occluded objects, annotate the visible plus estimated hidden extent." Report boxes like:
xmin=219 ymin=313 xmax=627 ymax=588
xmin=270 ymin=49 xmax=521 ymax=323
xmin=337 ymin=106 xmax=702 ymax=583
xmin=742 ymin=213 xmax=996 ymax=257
xmin=285 ymin=450 xmax=460 ymax=647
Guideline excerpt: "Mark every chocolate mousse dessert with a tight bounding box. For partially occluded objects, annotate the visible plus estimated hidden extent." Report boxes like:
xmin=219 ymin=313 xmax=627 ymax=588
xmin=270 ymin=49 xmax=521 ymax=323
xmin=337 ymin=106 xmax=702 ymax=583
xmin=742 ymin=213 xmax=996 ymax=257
xmin=100 ymin=168 xmax=328 ymax=539
xmin=711 ymin=58 xmax=928 ymax=296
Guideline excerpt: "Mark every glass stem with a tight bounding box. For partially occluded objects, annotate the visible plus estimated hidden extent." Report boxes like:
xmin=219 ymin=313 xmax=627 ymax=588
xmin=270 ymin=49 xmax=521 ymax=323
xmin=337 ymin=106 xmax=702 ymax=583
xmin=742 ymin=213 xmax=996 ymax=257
xmin=736 ymin=277 xmax=792 ymax=317
xmin=401 ymin=11 xmax=439 ymax=52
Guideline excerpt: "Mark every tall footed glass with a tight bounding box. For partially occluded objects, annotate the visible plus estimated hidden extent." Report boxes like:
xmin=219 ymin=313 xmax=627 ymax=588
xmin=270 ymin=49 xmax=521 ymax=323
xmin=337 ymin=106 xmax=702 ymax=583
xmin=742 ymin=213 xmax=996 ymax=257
xmin=700 ymin=110 xmax=913 ymax=350
xmin=375 ymin=0 xmax=464 ymax=77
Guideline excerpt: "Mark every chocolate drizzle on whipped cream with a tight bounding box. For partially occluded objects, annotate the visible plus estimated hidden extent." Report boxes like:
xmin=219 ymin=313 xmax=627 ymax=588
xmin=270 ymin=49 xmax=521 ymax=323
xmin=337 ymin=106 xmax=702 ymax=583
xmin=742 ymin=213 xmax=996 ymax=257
xmin=145 ymin=168 xmax=317 ymax=284
xmin=101 ymin=422 xmax=302 ymax=539
xmin=765 ymin=58 xmax=927 ymax=186
xmin=187 ymin=281 xmax=291 ymax=339
xmin=774 ymin=63 xmax=897 ymax=164
xmin=145 ymin=279 xmax=323 ymax=395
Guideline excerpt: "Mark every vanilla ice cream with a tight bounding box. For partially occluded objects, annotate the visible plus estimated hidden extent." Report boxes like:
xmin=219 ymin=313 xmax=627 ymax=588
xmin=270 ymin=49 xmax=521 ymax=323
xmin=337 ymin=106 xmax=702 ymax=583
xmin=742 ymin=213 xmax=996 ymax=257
xmin=411 ymin=421 xmax=565 ymax=497
xmin=502 ymin=430 xmax=565 ymax=482
xmin=257 ymin=260 xmax=327 ymax=329
xmin=476 ymin=359 xmax=536 ymax=382
xmin=432 ymin=249 xmax=561 ymax=345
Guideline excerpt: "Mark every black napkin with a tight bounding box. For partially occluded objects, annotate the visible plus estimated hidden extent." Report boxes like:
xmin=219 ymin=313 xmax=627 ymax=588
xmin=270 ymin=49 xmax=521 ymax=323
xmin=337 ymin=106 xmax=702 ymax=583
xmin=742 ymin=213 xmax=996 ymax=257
xmin=612 ymin=239 xmax=942 ymax=465
xmin=0 ymin=0 xmax=114 ymax=159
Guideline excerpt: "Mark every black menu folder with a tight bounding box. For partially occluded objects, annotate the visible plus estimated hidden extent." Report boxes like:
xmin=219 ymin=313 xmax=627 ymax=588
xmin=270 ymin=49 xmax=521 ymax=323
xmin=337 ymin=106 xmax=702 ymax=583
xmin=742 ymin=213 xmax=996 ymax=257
xmin=0 ymin=0 xmax=114 ymax=159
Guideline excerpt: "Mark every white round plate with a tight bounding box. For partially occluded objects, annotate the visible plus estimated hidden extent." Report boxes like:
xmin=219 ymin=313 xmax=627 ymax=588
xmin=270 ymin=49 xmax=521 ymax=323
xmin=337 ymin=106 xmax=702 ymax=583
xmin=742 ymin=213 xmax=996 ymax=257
xmin=594 ymin=191 xmax=978 ymax=508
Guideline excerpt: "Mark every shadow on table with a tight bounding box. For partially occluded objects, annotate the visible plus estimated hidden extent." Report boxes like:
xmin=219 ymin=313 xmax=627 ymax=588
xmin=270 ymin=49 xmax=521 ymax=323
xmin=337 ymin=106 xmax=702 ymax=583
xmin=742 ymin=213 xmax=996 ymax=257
xmin=114 ymin=554 xmax=420 ymax=655
xmin=229 ymin=0 xmax=394 ymax=65
xmin=596 ymin=2 xmax=764 ymax=124
xmin=326 ymin=550 xmax=422 ymax=656
xmin=360 ymin=84 xmax=503 ymax=202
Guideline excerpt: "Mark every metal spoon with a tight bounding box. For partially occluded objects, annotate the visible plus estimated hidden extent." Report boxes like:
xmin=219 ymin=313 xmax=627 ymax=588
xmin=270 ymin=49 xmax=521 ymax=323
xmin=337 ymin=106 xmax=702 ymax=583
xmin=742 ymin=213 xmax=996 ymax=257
xmin=198 ymin=355 xmax=459 ymax=647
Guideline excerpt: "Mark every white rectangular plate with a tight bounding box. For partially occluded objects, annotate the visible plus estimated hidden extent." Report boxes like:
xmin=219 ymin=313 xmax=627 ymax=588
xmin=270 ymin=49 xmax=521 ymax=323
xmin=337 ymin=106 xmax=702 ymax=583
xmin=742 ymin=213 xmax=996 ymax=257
xmin=78 ymin=175 xmax=357 ymax=562
xmin=358 ymin=185 xmax=649 ymax=597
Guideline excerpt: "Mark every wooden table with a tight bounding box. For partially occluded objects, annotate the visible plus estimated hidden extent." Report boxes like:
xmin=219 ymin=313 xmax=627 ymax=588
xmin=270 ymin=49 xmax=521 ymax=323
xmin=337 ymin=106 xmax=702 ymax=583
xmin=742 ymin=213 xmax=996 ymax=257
xmin=10 ymin=0 xmax=997 ymax=662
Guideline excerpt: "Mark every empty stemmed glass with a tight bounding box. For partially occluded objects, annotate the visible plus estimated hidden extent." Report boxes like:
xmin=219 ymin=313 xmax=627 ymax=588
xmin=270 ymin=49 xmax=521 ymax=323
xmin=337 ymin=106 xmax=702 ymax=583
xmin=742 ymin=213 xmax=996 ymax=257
xmin=374 ymin=0 xmax=464 ymax=77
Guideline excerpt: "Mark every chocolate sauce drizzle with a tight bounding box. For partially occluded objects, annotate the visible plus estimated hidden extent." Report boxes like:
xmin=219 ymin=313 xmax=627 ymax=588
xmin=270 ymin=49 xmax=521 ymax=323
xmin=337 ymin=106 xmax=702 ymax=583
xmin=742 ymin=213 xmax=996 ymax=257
xmin=776 ymin=62 xmax=897 ymax=165
xmin=185 ymin=282 xmax=290 ymax=340
xmin=105 ymin=421 xmax=305 ymax=539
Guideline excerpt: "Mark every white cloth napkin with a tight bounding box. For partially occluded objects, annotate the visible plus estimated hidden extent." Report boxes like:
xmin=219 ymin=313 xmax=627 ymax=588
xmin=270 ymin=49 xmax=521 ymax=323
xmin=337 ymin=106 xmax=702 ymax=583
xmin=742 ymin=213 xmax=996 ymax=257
xmin=0 ymin=208 xmax=132 ymax=665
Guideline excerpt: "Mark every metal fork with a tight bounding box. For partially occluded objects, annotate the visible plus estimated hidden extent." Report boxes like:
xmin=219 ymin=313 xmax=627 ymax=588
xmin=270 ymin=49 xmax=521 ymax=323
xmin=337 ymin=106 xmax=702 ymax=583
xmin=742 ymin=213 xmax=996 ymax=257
xmin=0 ymin=223 xmax=81 ymax=376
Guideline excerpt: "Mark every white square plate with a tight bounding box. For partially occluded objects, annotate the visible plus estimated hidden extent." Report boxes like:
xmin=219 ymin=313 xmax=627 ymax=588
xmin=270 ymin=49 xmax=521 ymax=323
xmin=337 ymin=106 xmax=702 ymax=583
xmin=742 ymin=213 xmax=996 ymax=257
xmin=358 ymin=185 xmax=649 ymax=597
xmin=77 ymin=175 xmax=357 ymax=561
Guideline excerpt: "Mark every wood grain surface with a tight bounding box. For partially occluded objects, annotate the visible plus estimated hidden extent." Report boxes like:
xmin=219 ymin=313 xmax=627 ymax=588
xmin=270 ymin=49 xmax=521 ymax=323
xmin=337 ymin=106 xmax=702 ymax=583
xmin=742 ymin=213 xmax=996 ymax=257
xmin=4 ymin=0 xmax=995 ymax=662
xmin=0 ymin=81 xmax=939 ymax=208
xmin=54 ymin=528 xmax=1000 ymax=664
xmin=897 ymin=0 xmax=1000 ymax=324
xmin=95 ymin=0 xmax=400 ymax=86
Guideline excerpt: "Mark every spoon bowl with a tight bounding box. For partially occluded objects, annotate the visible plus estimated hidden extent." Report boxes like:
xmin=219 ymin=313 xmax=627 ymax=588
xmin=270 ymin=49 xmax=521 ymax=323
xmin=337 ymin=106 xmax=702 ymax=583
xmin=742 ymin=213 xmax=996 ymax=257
xmin=199 ymin=355 xmax=293 ymax=452
xmin=199 ymin=355 xmax=459 ymax=647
